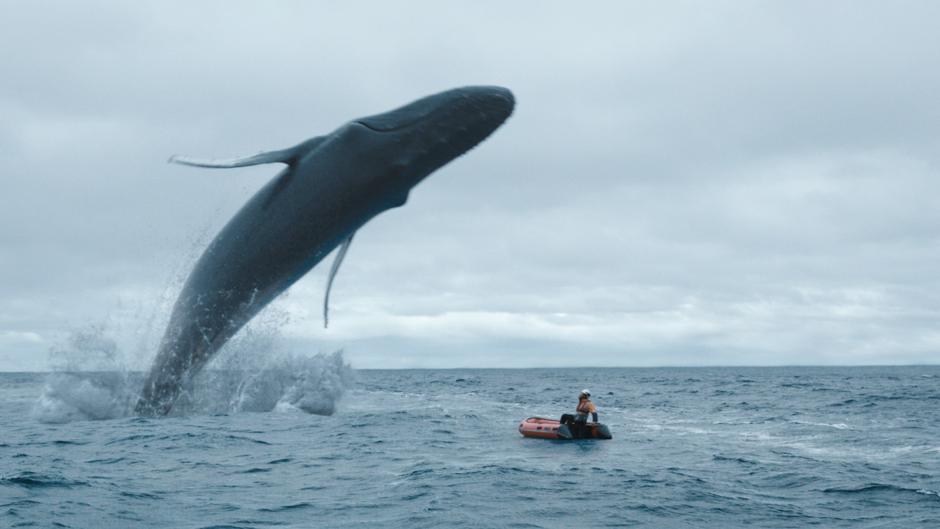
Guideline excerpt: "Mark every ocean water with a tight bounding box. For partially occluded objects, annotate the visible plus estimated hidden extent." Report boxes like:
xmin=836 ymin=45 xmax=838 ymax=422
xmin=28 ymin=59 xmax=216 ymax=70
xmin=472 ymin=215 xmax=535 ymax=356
xmin=1 ymin=365 xmax=938 ymax=528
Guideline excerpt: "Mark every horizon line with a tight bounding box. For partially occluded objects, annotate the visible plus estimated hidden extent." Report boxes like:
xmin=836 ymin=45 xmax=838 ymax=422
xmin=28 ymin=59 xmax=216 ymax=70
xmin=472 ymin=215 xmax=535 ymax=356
xmin=2 ymin=363 xmax=940 ymax=374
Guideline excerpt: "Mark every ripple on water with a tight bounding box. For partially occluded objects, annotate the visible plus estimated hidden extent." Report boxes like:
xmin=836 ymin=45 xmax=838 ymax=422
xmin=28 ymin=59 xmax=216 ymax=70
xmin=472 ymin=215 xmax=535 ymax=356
xmin=257 ymin=502 xmax=315 ymax=513
xmin=237 ymin=467 xmax=271 ymax=474
xmin=86 ymin=457 xmax=127 ymax=464
xmin=0 ymin=471 xmax=88 ymax=489
xmin=823 ymin=483 xmax=940 ymax=500
xmin=118 ymin=491 xmax=163 ymax=500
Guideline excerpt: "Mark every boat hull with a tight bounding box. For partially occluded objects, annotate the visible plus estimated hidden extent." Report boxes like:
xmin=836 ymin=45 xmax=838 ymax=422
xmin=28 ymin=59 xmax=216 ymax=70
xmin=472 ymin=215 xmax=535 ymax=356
xmin=518 ymin=417 xmax=612 ymax=440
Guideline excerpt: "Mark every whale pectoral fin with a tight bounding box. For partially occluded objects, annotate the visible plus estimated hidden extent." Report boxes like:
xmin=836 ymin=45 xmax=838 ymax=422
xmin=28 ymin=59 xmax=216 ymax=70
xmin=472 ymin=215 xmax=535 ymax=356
xmin=169 ymin=136 xmax=328 ymax=169
xmin=323 ymin=233 xmax=355 ymax=328
xmin=168 ymin=150 xmax=296 ymax=168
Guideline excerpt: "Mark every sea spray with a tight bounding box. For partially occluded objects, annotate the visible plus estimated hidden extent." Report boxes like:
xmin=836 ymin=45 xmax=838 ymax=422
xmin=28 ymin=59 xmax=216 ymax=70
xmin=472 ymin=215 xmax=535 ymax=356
xmin=191 ymin=351 xmax=354 ymax=415
xmin=33 ymin=326 xmax=136 ymax=423
xmin=184 ymin=305 xmax=355 ymax=415
xmin=31 ymin=221 xmax=360 ymax=422
xmin=34 ymin=325 xmax=355 ymax=422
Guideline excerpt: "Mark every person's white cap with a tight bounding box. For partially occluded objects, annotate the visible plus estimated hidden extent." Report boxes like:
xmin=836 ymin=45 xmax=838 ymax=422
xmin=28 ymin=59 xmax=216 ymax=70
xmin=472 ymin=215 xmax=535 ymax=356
xmin=580 ymin=389 xmax=591 ymax=396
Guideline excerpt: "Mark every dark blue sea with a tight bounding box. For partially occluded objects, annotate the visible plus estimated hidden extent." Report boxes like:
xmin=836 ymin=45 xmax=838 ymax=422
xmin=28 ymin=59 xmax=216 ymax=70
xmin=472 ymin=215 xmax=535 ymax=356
xmin=2 ymin=365 xmax=939 ymax=528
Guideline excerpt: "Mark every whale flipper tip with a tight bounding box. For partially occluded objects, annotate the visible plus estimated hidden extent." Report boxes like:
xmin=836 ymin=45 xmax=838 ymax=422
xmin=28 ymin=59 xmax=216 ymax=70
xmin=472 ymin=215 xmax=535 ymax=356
xmin=167 ymin=136 xmax=328 ymax=170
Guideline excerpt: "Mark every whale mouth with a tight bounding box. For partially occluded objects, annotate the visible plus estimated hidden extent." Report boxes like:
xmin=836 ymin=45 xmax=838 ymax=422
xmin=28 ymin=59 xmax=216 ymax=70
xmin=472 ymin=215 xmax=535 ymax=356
xmin=355 ymin=86 xmax=514 ymax=133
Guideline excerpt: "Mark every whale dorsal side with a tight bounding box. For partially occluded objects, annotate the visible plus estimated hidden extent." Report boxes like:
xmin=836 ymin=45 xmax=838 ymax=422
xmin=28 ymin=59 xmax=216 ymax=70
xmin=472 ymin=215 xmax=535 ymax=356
xmin=168 ymin=136 xmax=328 ymax=169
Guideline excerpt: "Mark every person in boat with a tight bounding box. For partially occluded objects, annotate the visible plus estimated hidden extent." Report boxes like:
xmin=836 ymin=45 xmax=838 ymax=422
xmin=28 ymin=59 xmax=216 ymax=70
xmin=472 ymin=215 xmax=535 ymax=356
xmin=561 ymin=389 xmax=598 ymax=427
xmin=575 ymin=389 xmax=598 ymax=424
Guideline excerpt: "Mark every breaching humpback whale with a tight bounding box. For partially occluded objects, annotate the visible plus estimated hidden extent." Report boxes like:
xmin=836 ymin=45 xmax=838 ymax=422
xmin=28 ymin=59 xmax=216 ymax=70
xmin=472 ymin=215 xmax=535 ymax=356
xmin=135 ymin=86 xmax=515 ymax=416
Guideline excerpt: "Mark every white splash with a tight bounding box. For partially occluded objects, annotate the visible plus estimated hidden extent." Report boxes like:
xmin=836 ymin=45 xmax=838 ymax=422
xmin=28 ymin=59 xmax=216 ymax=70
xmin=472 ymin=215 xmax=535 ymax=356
xmin=33 ymin=325 xmax=355 ymax=422
xmin=32 ymin=326 xmax=136 ymax=423
xmin=193 ymin=350 xmax=355 ymax=415
xmin=33 ymin=372 xmax=136 ymax=423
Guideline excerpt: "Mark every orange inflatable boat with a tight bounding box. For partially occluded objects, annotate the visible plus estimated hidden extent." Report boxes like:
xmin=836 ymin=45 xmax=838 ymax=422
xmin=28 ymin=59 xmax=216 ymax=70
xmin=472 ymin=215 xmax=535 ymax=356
xmin=518 ymin=417 xmax=612 ymax=440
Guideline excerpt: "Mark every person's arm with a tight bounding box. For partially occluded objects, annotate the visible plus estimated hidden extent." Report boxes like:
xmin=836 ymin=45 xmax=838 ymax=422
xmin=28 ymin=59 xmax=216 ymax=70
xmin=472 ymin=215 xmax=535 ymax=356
xmin=591 ymin=411 xmax=598 ymax=422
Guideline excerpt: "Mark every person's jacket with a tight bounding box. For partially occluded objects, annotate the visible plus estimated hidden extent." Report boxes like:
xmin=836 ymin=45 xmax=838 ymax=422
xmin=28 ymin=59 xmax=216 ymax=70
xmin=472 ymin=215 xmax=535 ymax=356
xmin=577 ymin=398 xmax=598 ymax=422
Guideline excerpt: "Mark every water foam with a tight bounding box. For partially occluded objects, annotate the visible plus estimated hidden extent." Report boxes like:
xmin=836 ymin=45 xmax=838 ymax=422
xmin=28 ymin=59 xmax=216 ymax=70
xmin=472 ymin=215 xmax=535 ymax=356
xmin=33 ymin=326 xmax=355 ymax=422
xmin=33 ymin=326 xmax=136 ymax=423
xmin=33 ymin=372 xmax=136 ymax=423
xmin=191 ymin=351 xmax=355 ymax=415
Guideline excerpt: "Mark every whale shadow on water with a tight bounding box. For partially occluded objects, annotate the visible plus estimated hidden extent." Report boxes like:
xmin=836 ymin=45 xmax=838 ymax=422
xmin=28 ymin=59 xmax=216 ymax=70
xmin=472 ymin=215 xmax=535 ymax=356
xmin=135 ymin=86 xmax=516 ymax=416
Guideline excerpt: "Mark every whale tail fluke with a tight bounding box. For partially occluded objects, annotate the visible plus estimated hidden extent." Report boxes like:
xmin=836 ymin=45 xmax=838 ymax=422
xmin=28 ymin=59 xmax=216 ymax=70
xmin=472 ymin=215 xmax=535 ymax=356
xmin=169 ymin=136 xmax=328 ymax=169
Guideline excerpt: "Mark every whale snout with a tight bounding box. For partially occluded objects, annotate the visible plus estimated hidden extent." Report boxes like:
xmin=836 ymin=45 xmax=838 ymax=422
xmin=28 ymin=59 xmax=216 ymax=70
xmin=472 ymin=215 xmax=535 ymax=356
xmin=433 ymin=86 xmax=514 ymax=157
xmin=462 ymin=85 xmax=515 ymax=124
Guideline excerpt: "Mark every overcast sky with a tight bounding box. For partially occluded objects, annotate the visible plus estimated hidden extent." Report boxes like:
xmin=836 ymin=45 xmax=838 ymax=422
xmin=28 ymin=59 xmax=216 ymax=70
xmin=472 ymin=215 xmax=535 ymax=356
xmin=2 ymin=1 xmax=939 ymax=370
